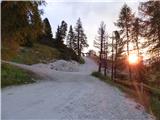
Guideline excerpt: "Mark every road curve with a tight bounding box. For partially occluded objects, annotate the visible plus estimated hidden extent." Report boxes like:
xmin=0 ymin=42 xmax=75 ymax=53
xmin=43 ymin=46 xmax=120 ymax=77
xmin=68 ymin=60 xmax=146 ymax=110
xmin=2 ymin=57 xmax=154 ymax=120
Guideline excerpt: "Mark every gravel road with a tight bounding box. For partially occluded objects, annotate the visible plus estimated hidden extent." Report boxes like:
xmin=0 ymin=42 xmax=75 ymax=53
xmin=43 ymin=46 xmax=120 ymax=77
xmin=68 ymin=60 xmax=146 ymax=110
xmin=2 ymin=57 xmax=154 ymax=120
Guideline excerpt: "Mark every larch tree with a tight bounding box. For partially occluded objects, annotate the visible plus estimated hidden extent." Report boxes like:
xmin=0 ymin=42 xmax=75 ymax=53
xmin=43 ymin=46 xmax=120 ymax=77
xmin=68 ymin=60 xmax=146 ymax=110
xmin=94 ymin=21 xmax=107 ymax=73
xmin=103 ymin=34 xmax=108 ymax=76
xmin=114 ymin=31 xmax=119 ymax=79
xmin=115 ymin=4 xmax=134 ymax=80
xmin=131 ymin=18 xmax=141 ymax=57
xmin=139 ymin=1 xmax=160 ymax=63
xmin=74 ymin=18 xmax=88 ymax=59
xmin=110 ymin=31 xmax=125 ymax=80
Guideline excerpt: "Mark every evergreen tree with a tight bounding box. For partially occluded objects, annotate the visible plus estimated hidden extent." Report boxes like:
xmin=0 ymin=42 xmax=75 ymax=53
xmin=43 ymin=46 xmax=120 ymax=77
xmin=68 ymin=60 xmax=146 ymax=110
xmin=43 ymin=18 xmax=53 ymax=39
xmin=60 ymin=21 xmax=68 ymax=40
xmin=1 ymin=1 xmax=45 ymax=59
xmin=2 ymin=1 xmax=44 ymax=45
xmin=67 ymin=25 xmax=76 ymax=49
xmin=55 ymin=21 xmax=67 ymax=47
xmin=115 ymin=4 xmax=134 ymax=80
xmin=74 ymin=18 xmax=88 ymax=58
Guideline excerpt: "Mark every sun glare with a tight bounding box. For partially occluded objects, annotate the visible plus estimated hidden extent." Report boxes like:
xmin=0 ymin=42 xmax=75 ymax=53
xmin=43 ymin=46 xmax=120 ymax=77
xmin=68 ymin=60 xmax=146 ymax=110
xmin=128 ymin=54 xmax=138 ymax=64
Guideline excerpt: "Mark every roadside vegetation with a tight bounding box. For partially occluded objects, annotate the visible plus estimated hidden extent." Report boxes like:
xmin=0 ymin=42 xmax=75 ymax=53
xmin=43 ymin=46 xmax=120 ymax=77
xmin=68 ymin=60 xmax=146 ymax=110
xmin=91 ymin=71 xmax=160 ymax=120
xmin=12 ymin=43 xmax=60 ymax=65
xmin=1 ymin=63 xmax=39 ymax=88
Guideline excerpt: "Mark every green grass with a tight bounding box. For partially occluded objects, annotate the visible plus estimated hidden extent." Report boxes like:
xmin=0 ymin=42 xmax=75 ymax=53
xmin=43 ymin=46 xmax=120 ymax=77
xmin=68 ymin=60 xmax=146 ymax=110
xmin=150 ymin=97 xmax=160 ymax=120
xmin=91 ymin=71 xmax=115 ymax=85
xmin=12 ymin=43 xmax=60 ymax=65
xmin=1 ymin=63 xmax=38 ymax=88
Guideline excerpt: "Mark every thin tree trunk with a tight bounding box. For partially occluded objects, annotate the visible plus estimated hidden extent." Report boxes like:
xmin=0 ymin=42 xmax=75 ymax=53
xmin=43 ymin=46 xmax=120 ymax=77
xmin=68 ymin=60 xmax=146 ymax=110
xmin=126 ymin=21 xmax=132 ymax=81
xmin=114 ymin=39 xmax=117 ymax=79
xmin=98 ymin=29 xmax=103 ymax=73
xmin=98 ymin=54 xmax=102 ymax=72
xmin=77 ymin=30 xmax=80 ymax=59
xmin=104 ymin=53 xmax=107 ymax=76
xmin=111 ymin=35 xmax=114 ymax=81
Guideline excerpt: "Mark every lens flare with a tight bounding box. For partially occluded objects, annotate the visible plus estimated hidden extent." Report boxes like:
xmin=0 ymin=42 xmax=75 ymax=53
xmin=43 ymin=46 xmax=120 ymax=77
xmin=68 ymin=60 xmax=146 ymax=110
xmin=128 ymin=54 xmax=138 ymax=64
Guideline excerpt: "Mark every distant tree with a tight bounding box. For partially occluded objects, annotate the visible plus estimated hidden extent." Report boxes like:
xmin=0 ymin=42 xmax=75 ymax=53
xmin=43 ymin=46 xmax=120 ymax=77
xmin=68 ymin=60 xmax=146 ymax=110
xmin=103 ymin=34 xmax=108 ymax=76
xmin=74 ymin=18 xmax=88 ymax=59
xmin=60 ymin=21 xmax=68 ymax=40
xmin=55 ymin=20 xmax=68 ymax=47
xmin=67 ymin=25 xmax=76 ymax=49
xmin=94 ymin=21 xmax=107 ymax=73
xmin=43 ymin=18 xmax=53 ymax=39
xmin=115 ymin=4 xmax=134 ymax=80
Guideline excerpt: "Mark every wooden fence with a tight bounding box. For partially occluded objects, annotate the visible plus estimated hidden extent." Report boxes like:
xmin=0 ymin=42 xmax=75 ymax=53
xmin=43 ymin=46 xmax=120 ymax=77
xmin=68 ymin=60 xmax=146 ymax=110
xmin=115 ymin=80 xmax=160 ymax=100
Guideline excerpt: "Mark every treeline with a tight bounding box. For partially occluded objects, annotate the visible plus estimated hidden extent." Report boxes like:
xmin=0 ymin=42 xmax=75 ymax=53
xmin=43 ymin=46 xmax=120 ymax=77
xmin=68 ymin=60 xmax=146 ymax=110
xmin=1 ymin=1 xmax=88 ymax=63
xmin=95 ymin=1 xmax=160 ymax=86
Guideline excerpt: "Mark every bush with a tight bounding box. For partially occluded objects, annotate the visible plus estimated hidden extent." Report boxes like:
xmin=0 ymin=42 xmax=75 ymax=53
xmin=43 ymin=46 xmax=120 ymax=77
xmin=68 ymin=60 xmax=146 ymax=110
xmin=79 ymin=57 xmax=85 ymax=64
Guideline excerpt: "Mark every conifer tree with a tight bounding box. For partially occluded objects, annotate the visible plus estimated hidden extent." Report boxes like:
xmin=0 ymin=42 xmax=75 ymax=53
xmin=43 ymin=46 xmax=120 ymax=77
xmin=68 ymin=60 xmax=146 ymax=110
xmin=74 ymin=18 xmax=88 ymax=58
xmin=94 ymin=21 xmax=107 ymax=73
xmin=55 ymin=20 xmax=67 ymax=47
xmin=43 ymin=18 xmax=53 ymax=39
xmin=139 ymin=1 xmax=160 ymax=61
xmin=115 ymin=4 xmax=134 ymax=80
xmin=67 ymin=25 xmax=75 ymax=49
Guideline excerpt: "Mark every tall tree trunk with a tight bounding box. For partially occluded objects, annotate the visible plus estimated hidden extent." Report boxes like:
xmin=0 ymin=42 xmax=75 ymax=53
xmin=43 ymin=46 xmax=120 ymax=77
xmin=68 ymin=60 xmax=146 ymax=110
xmin=114 ymin=39 xmax=117 ymax=79
xmin=104 ymin=53 xmax=107 ymax=76
xmin=136 ymin=39 xmax=140 ymax=57
xmin=111 ymin=35 xmax=114 ymax=81
xmin=158 ymin=25 xmax=160 ymax=61
xmin=98 ymin=53 xmax=102 ymax=72
xmin=126 ymin=21 xmax=132 ymax=81
xmin=77 ymin=30 xmax=80 ymax=59
xmin=98 ymin=30 xmax=103 ymax=73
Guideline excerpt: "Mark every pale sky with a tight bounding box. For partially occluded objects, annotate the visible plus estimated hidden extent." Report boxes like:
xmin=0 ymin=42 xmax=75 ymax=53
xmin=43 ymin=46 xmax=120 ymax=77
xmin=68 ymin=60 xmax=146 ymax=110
xmin=41 ymin=0 xmax=146 ymax=52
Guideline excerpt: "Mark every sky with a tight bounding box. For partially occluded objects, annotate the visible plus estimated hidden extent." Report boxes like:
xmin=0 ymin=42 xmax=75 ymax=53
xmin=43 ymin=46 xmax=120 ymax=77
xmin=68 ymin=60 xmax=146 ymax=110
xmin=41 ymin=0 xmax=146 ymax=52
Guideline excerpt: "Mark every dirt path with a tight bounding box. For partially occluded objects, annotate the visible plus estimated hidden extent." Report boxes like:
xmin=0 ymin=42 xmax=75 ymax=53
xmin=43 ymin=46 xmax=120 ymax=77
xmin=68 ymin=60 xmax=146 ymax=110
xmin=2 ymin=57 xmax=154 ymax=119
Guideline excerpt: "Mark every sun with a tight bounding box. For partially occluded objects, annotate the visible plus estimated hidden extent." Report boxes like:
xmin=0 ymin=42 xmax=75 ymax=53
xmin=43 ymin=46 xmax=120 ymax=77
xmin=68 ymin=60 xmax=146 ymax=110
xmin=128 ymin=54 xmax=138 ymax=64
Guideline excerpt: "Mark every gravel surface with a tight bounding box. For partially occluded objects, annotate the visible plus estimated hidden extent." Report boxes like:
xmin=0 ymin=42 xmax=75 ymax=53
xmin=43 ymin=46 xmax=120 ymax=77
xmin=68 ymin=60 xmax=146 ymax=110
xmin=2 ymin=57 xmax=154 ymax=120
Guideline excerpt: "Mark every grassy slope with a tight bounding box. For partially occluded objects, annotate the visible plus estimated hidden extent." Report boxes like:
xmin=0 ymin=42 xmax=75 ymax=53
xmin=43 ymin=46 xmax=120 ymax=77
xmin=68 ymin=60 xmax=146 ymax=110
xmin=91 ymin=71 xmax=160 ymax=120
xmin=12 ymin=43 xmax=60 ymax=65
xmin=1 ymin=63 xmax=39 ymax=88
xmin=2 ymin=43 xmax=83 ymax=87
xmin=1 ymin=43 xmax=60 ymax=88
